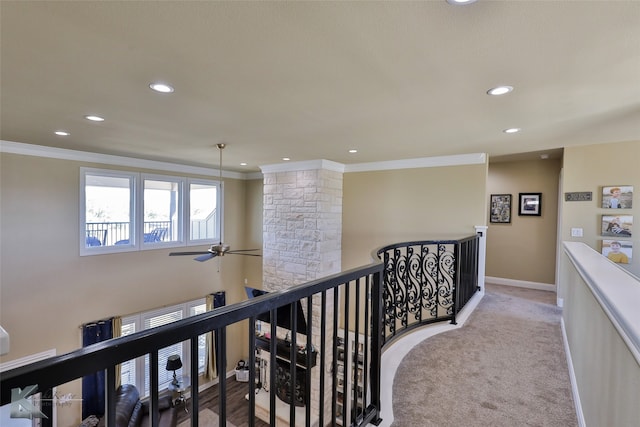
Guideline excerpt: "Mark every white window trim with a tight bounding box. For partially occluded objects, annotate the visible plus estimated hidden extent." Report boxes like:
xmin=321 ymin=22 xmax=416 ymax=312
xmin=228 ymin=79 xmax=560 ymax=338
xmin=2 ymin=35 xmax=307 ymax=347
xmin=80 ymin=167 xmax=137 ymax=256
xmin=187 ymin=178 xmax=223 ymax=245
xmin=80 ymin=168 xmax=222 ymax=256
xmin=141 ymin=173 xmax=186 ymax=248
xmin=121 ymin=298 xmax=207 ymax=397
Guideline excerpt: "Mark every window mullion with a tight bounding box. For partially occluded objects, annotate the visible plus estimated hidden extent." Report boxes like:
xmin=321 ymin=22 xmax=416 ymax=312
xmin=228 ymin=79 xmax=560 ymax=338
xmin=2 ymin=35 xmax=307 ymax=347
xmin=134 ymin=173 xmax=143 ymax=248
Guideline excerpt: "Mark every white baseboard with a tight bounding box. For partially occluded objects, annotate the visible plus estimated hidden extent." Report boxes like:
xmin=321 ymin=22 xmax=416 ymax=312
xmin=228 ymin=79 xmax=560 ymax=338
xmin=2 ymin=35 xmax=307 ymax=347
xmin=561 ymin=318 xmax=586 ymax=427
xmin=485 ymin=276 xmax=556 ymax=292
xmin=195 ymin=370 xmax=236 ymax=396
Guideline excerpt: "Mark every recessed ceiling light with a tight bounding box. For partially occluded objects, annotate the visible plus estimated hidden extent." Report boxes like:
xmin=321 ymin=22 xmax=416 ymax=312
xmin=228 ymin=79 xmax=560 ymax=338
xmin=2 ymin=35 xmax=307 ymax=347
xmin=446 ymin=0 xmax=478 ymax=5
xmin=149 ymin=82 xmax=174 ymax=93
xmin=503 ymin=128 xmax=521 ymax=134
xmin=54 ymin=130 xmax=70 ymax=136
xmin=282 ymin=157 xmax=291 ymax=161
xmin=540 ymin=154 xmax=549 ymax=160
xmin=487 ymin=86 xmax=514 ymax=96
xmin=84 ymin=115 xmax=105 ymax=122
xmin=349 ymin=149 xmax=358 ymax=154
xmin=240 ymin=162 xmax=248 ymax=166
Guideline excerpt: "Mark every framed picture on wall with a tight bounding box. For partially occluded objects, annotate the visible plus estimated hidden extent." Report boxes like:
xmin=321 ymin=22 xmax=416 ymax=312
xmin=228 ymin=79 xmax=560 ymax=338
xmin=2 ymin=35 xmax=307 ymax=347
xmin=490 ymin=194 xmax=512 ymax=223
xmin=602 ymin=185 xmax=633 ymax=209
xmin=518 ymin=193 xmax=542 ymax=216
xmin=601 ymin=239 xmax=633 ymax=264
xmin=601 ymin=215 xmax=633 ymax=237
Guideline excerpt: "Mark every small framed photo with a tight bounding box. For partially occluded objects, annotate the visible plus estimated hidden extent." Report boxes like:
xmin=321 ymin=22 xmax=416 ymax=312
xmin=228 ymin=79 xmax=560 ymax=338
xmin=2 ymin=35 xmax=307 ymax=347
xmin=602 ymin=185 xmax=633 ymax=209
xmin=490 ymin=194 xmax=512 ymax=223
xmin=518 ymin=193 xmax=542 ymax=216
xmin=601 ymin=240 xmax=633 ymax=264
xmin=601 ymin=215 xmax=633 ymax=237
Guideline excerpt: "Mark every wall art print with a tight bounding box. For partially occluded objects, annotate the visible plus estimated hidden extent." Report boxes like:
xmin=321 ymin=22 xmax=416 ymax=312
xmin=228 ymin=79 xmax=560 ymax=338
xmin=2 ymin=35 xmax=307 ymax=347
xmin=602 ymin=185 xmax=633 ymax=209
xmin=518 ymin=193 xmax=542 ymax=216
xmin=490 ymin=194 xmax=512 ymax=223
xmin=601 ymin=239 xmax=633 ymax=265
xmin=601 ymin=215 xmax=633 ymax=237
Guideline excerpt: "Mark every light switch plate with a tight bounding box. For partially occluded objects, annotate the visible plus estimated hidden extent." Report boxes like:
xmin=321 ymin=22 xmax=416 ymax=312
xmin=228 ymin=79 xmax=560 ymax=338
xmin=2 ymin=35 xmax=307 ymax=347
xmin=571 ymin=228 xmax=583 ymax=237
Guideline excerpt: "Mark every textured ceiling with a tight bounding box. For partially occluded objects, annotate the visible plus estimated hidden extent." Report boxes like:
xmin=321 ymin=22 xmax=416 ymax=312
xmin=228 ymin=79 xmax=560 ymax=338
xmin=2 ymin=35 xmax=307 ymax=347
xmin=1 ymin=1 xmax=639 ymax=172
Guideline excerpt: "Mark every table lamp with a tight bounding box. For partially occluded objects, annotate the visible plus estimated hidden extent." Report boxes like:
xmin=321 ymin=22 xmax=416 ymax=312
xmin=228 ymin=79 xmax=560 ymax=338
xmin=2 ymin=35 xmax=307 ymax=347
xmin=166 ymin=355 xmax=182 ymax=386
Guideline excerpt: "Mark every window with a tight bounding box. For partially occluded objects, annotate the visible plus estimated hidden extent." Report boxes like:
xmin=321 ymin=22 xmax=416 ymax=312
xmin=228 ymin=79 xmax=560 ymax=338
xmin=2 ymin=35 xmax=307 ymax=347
xmin=189 ymin=180 xmax=220 ymax=242
xmin=81 ymin=170 xmax=136 ymax=251
xmin=80 ymin=168 xmax=221 ymax=255
xmin=120 ymin=299 xmax=207 ymax=397
xmin=142 ymin=175 xmax=183 ymax=246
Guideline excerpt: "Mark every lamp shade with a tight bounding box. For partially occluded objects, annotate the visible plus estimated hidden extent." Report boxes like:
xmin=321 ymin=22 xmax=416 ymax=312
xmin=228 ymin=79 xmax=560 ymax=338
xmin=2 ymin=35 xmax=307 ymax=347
xmin=166 ymin=355 xmax=182 ymax=371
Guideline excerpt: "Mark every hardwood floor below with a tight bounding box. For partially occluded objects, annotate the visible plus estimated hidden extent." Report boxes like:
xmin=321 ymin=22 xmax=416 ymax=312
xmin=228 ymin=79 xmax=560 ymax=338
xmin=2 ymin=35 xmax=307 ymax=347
xmin=176 ymin=378 xmax=270 ymax=427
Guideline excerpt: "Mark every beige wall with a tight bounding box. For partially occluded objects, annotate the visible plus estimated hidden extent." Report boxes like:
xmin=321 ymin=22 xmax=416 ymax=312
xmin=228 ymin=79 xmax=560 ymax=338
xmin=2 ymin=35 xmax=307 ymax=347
xmin=242 ymin=178 xmax=264 ymax=287
xmin=342 ymin=163 xmax=488 ymax=270
xmin=7 ymin=141 xmax=636 ymax=424
xmin=560 ymin=141 xmax=640 ymax=281
xmin=559 ymin=141 xmax=640 ymax=423
xmin=486 ymin=158 xmax=562 ymax=284
xmin=0 ymin=153 xmax=250 ymax=426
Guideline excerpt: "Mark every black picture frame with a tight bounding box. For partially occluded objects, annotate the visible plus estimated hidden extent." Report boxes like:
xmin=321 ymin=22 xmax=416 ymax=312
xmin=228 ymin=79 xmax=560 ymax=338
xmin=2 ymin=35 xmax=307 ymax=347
xmin=518 ymin=193 xmax=542 ymax=216
xmin=490 ymin=194 xmax=512 ymax=223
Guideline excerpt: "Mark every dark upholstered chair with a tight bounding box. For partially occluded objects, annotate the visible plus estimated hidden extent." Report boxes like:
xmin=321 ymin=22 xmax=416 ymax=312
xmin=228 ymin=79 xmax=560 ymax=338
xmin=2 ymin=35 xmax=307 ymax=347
xmin=97 ymin=384 xmax=177 ymax=427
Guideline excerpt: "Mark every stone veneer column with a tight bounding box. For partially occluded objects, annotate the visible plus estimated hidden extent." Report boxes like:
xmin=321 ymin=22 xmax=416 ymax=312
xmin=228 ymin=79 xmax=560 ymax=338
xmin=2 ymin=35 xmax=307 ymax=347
xmin=260 ymin=160 xmax=344 ymax=424
xmin=262 ymin=162 xmax=343 ymax=288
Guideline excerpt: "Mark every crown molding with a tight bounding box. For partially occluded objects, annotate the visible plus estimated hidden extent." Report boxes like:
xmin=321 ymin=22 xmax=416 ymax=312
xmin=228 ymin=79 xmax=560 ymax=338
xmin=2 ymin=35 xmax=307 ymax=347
xmin=2 ymin=140 xmax=487 ymax=179
xmin=344 ymin=153 xmax=487 ymax=172
xmin=0 ymin=140 xmax=247 ymax=180
xmin=259 ymin=153 xmax=486 ymax=175
xmin=260 ymin=159 xmax=346 ymax=174
xmin=245 ymin=172 xmax=265 ymax=180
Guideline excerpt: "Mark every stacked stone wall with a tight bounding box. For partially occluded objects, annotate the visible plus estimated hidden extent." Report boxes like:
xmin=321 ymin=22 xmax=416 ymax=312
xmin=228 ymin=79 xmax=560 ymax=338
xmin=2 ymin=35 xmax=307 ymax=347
xmin=262 ymin=167 xmax=343 ymax=424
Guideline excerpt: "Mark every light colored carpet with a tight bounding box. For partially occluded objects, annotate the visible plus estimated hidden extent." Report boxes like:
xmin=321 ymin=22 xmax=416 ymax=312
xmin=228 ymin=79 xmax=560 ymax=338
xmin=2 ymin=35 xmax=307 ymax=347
xmin=178 ymin=408 xmax=238 ymax=427
xmin=391 ymin=284 xmax=578 ymax=427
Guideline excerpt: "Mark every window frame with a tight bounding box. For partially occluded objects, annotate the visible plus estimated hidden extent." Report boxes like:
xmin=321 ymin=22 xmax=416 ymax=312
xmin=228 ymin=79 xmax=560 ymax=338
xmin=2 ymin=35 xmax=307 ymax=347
xmin=80 ymin=168 xmax=137 ymax=256
xmin=141 ymin=173 xmax=186 ymax=248
xmin=120 ymin=298 xmax=208 ymax=397
xmin=80 ymin=168 xmax=222 ymax=256
xmin=187 ymin=178 xmax=223 ymax=245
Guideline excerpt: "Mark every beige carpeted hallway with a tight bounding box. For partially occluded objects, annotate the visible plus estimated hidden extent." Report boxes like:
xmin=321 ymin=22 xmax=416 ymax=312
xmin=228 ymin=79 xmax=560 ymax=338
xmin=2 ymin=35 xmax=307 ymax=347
xmin=390 ymin=284 xmax=578 ymax=427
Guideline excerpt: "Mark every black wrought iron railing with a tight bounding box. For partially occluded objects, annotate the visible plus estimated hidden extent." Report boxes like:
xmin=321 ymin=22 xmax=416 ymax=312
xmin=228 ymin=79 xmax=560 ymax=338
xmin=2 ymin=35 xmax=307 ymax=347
xmin=1 ymin=235 xmax=480 ymax=427
xmin=85 ymin=216 xmax=215 ymax=246
xmin=85 ymin=221 xmax=171 ymax=246
xmin=0 ymin=263 xmax=384 ymax=427
xmin=376 ymin=235 xmax=480 ymax=347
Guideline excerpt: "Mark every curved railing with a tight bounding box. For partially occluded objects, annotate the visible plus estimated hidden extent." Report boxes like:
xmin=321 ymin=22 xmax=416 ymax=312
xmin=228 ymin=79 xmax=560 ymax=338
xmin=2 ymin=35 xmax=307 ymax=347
xmin=375 ymin=235 xmax=480 ymax=348
xmin=0 ymin=235 xmax=481 ymax=427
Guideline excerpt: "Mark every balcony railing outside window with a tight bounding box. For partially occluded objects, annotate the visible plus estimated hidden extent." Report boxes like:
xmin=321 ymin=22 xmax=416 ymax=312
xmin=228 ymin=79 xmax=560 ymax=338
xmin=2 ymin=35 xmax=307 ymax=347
xmin=85 ymin=221 xmax=172 ymax=247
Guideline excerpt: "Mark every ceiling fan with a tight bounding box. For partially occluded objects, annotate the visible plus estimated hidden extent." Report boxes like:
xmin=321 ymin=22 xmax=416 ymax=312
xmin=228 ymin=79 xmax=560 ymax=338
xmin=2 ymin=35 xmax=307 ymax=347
xmin=169 ymin=143 xmax=261 ymax=262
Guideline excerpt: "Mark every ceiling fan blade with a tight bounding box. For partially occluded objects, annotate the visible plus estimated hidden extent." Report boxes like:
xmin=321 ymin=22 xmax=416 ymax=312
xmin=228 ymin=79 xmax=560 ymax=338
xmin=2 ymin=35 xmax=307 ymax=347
xmin=194 ymin=253 xmax=217 ymax=262
xmin=227 ymin=248 xmax=261 ymax=252
xmin=229 ymin=253 xmax=262 ymax=257
xmin=169 ymin=251 xmax=211 ymax=256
